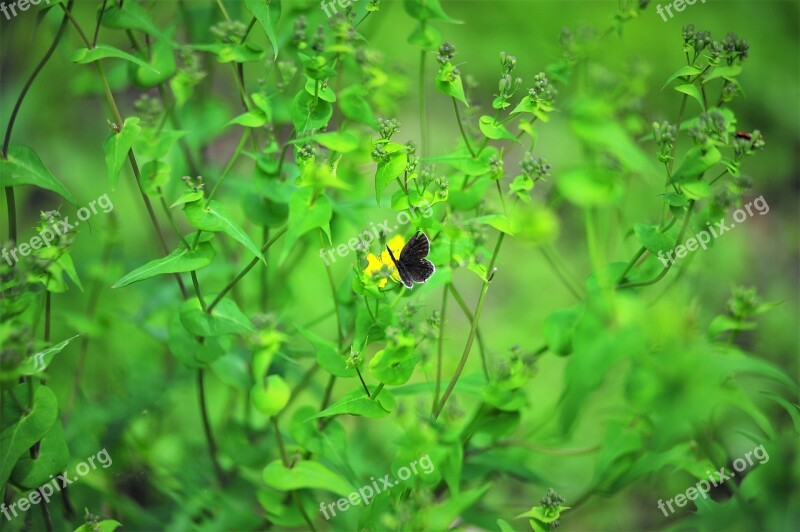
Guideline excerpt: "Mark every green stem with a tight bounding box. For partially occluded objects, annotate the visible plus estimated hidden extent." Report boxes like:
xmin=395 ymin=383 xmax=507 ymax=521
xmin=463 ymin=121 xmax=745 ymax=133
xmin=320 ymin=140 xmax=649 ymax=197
xmin=355 ymin=368 xmax=371 ymax=398
xmin=319 ymin=230 xmax=344 ymax=348
xmin=618 ymin=200 xmax=696 ymax=289
xmin=198 ymin=369 xmax=225 ymax=485
xmin=448 ymin=283 xmax=490 ymax=380
xmin=432 ymin=285 xmax=448 ymax=414
xmin=434 ymin=232 xmax=504 ymax=419
xmin=539 ymin=246 xmax=583 ymax=300
xmin=370 ymin=383 xmax=385 ymax=400
xmin=419 ymin=49 xmax=428 ymax=157
xmin=452 ymin=97 xmax=476 ymax=158
xmin=206 ymin=226 xmax=287 ymax=313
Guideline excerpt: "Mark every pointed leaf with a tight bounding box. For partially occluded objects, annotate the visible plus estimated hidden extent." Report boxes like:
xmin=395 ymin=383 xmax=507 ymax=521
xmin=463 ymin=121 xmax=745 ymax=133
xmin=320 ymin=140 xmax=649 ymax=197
xmin=71 ymin=44 xmax=158 ymax=72
xmin=184 ymin=200 xmax=264 ymax=261
xmin=0 ymin=145 xmax=77 ymax=205
xmin=103 ymin=117 xmax=142 ymax=189
xmin=113 ymin=241 xmax=216 ymax=288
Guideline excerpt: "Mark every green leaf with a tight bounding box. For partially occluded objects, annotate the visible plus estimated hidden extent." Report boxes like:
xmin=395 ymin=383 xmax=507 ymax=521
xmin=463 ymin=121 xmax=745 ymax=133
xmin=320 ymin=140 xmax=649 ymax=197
xmin=141 ymin=160 xmax=171 ymax=195
xmin=74 ymin=521 xmax=122 ymax=532
xmin=179 ymin=296 xmax=255 ymax=337
xmin=0 ymin=385 xmax=59 ymax=488
xmin=304 ymin=77 xmax=336 ymax=102
xmin=295 ymin=326 xmax=355 ymax=378
xmin=471 ymin=214 xmax=517 ymax=235
xmin=251 ymin=375 xmax=291 ymax=416
xmin=184 ymin=200 xmax=264 ymax=261
xmin=704 ymin=64 xmax=742 ymax=83
xmin=681 ymin=180 xmax=712 ymax=199
xmin=375 ymin=151 xmax=408 ymax=204
xmin=103 ymin=117 xmax=142 ymax=189
xmin=18 ymin=335 xmax=81 ymax=376
xmin=263 ymin=460 xmax=355 ymax=497
xmin=369 ymin=336 xmax=418 ymax=385
xmin=11 ymin=422 xmax=68 ymax=489
xmin=435 ymin=64 xmax=468 ymax=106
xmin=478 ymin=116 xmax=517 ymax=141
xmin=403 ymin=0 xmax=462 ymax=23
xmin=634 ymin=223 xmax=675 ymax=254
xmin=674 ymin=84 xmax=705 ymax=110
xmin=71 ymin=44 xmax=158 ymax=72
xmin=556 ymin=167 xmax=622 ymax=206
xmin=291 ymin=91 xmax=333 ymax=132
xmin=190 ymin=43 xmax=266 ymax=63
xmin=662 ymin=65 xmax=703 ymax=89
xmin=101 ymin=1 xmax=162 ymax=36
xmin=671 ymin=144 xmax=721 ymax=182
xmin=280 ymin=187 xmax=332 ymax=263
xmin=113 ymin=241 xmax=216 ymax=288
xmin=427 ymin=484 xmax=492 ymax=530
xmin=312 ymin=132 xmax=359 ymax=152
xmin=227 ymin=111 xmax=268 ymax=128
xmin=0 ymin=145 xmax=77 ymax=205
xmin=245 ymin=0 xmax=281 ymax=60
xmin=339 ymin=86 xmax=376 ymax=128
xmin=408 ymin=21 xmax=442 ymax=51
xmin=135 ymin=30 xmax=177 ymax=87
xmin=311 ymin=386 xmax=396 ymax=419
xmin=543 ymin=308 xmax=581 ymax=356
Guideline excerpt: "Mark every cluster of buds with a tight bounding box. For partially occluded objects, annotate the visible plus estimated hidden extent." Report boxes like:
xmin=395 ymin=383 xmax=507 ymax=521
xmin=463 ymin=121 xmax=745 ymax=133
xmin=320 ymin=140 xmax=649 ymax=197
xmin=489 ymin=155 xmax=503 ymax=179
xmin=540 ymin=488 xmax=565 ymax=509
xmin=371 ymin=145 xmax=388 ymax=163
xmin=720 ymin=81 xmax=738 ymax=103
xmin=133 ymin=94 xmax=163 ymax=126
xmin=419 ymin=164 xmax=436 ymax=187
xmin=311 ymin=26 xmax=326 ymax=54
xmin=727 ymin=286 xmax=761 ymax=319
xmin=378 ymin=117 xmax=400 ymax=140
xmin=181 ymin=175 xmax=205 ymax=193
xmin=292 ymin=17 xmax=307 ymax=48
xmin=405 ymin=141 xmax=418 ymax=173
xmin=437 ymin=41 xmax=456 ymax=64
xmin=652 ymin=121 xmax=677 ymax=162
xmin=276 ymin=61 xmax=298 ymax=91
xmin=345 ymin=347 xmax=363 ymax=369
xmin=733 ymin=130 xmax=765 ymax=158
xmin=434 ymin=176 xmax=449 ymax=198
xmin=210 ymin=19 xmax=247 ymax=44
xmin=399 ymin=302 xmax=419 ymax=332
xmin=370 ymin=262 xmax=394 ymax=284
xmin=723 ymin=32 xmax=749 ymax=62
xmin=688 ymin=110 xmax=727 ymax=144
xmin=297 ymin=143 xmax=317 ymax=161
xmin=177 ymin=47 xmax=206 ymax=84
xmin=520 ymin=152 xmax=551 ymax=181
xmin=528 ymin=72 xmax=557 ymax=106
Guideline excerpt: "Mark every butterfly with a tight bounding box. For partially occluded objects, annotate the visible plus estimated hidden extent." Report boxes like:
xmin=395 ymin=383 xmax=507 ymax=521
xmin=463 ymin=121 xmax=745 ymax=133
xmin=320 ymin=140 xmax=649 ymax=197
xmin=385 ymin=231 xmax=435 ymax=289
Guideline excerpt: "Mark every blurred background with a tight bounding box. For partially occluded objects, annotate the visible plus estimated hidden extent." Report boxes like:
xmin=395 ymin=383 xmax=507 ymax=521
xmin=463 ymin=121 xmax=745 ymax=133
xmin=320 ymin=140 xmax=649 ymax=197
xmin=1 ymin=0 xmax=798 ymax=530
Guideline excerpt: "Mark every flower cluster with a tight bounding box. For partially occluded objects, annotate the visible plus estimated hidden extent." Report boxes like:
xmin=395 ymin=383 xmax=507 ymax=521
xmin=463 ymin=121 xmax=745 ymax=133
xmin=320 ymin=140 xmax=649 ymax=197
xmin=528 ymin=72 xmax=557 ymax=106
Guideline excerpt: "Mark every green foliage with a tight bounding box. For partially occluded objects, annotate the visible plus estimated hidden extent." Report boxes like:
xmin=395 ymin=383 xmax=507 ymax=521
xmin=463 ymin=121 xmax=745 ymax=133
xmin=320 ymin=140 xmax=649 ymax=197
xmin=0 ymin=1 xmax=796 ymax=531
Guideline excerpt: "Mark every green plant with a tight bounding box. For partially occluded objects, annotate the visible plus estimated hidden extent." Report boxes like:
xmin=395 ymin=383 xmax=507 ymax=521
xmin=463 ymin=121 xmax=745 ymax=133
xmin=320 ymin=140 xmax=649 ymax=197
xmin=1 ymin=1 xmax=797 ymax=530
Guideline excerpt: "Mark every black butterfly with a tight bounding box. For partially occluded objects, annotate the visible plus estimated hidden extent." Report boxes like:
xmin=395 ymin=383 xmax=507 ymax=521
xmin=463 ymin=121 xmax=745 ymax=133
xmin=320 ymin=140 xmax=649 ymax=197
xmin=386 ymin=232 xmax=435 ymax=289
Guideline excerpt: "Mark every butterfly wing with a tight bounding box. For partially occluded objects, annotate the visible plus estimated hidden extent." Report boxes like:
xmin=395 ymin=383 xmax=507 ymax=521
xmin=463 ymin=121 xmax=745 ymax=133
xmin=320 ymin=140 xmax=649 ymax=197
xmin=386 ymin=245 xmax=415 ymax=288
xmin=398 ymin=231 xmax=430 ymax=263
xmin=407 ymin=258 xmax=435 ymax=283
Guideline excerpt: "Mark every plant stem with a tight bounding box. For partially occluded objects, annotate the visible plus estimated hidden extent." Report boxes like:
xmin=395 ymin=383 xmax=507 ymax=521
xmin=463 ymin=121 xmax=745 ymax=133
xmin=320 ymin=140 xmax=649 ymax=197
xmin=618 ymin=200 xmax=695 ymax=289
xmin=206 ymin=226 xmax=287 ymax=313
xmin=419 ymin=50 xmax=428 ymax=157
xmin=540 ymin=244 xmax=584 ymax=300
xmin=319 ymin=230 xmax=344 ymax=348
xmin=447 ymin=283 xmax=490 ymax=380
xmin=355 ymin=368 xmax=371 ymax=397
xmin=2 ymin=0 xmax=73 ymax=245
xmin=452 ymin=97 xmax=476 ymax=158
xmin=432 ymin=285 xmax=448 ymax=414
xmin=434 ymin=232 xmax=504 ymax=418
xmin=198 ymin=369 xmax=225 ymax=485
xmin=370 ymin=383 xmax=384 ymax=400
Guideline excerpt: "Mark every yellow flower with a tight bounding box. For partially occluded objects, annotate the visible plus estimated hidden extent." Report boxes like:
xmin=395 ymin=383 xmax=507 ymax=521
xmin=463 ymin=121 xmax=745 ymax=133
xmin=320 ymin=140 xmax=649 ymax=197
xmin=363 ymin=235 xmax=406 ymax=287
